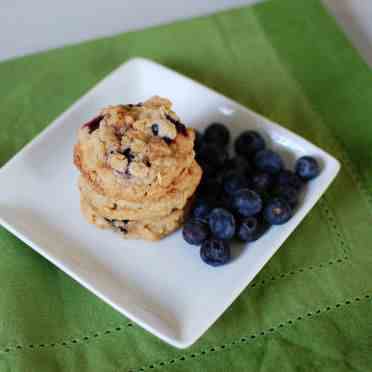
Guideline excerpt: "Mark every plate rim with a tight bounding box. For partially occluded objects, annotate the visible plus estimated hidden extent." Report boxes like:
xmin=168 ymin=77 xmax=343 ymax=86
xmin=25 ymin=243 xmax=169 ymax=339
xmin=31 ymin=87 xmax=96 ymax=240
xmin=0 ymin=57 xmax=341 ymax=348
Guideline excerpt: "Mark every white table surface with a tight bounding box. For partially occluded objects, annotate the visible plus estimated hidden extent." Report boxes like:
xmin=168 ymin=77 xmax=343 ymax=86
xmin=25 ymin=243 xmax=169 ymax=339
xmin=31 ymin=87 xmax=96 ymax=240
xmin=0 ymin=0 xmax=371 ymax=66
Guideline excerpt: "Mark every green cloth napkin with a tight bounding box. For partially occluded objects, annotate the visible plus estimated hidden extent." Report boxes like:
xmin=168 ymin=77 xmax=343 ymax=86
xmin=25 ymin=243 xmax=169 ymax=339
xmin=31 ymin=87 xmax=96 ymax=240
xmin=1 ymin=0 xmax=372 ymax=370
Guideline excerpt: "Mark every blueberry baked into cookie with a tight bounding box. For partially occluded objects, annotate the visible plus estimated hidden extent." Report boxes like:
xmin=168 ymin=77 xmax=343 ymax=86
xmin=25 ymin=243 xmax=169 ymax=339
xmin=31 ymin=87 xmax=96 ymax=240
xmin=74 ymin=96 xmax=196 ymax=200
xmin=74 ymin=96 xmax=202 ymax=240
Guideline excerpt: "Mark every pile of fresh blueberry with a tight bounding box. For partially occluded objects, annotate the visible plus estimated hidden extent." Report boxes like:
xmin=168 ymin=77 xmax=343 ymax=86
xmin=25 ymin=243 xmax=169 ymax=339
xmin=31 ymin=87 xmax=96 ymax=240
xmin=183 ymin=123 xmax=320 ymax=267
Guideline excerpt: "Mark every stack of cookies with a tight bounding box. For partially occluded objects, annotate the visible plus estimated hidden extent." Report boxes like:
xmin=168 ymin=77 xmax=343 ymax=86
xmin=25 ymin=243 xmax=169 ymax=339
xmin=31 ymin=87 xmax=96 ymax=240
xmin=74 ymin=96 xmax=202 ymax=240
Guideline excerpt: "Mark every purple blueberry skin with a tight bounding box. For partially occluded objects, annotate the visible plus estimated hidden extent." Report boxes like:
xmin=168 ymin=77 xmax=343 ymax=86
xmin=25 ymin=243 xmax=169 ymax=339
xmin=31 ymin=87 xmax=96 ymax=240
xmin=197 ymin=144 xmax=228 ymax=172
xmin=182 ymin=220 xmax=209 ymax=246
xmin=197 ymin=175 xmax=222 ymax=201
xmin=192 ymin=198 xmax=212 ymax=221
xmin=276 ymin=170 xmax=304 ymax=191
xmin=162 ymin=137 xmax=173 ymax=145
xmin=203 ymin=123 xmax=230 ymax=147
xmin=223 ymin=156 xmax=252 ymax=176
xmin=232 ymin=189 xmax=263 ymax=217
xmin=82 ymin=115 xmax=103 ymax=133
xmin=234 ymin=130 xmax=266 ymax=158
xmin=223 ymin=172 xmax=249 ymax=196
xmin=200 ymin=238 xmax=231 ymax=266
xmin=274 ymin=185 xmax=299 ymax=207
xmin=237 ymin=216 xmax=268 ymax=242
xmin=151 ymin=123 xmax=175 ymax=144
xmin=264 ymin=197 xmax=293 ymax=225
xmin=295 ymin=156 xmax=320 ymax=181
xmin=122 ymin=148 xmax=135 ymax=163
xmin=254 ymin=149 xmax=284 ymax=175
xmin=208 ymin=208 xmax=236 ymax=240
xmin=151 ymin=123 xmax=159 ymax=135
xmin=194 ymin=130 xmax=203 ymax=151
xmin=165 ymin=114 xmax=187 ymax=135
xmin=251 ymin=172 xmax=273 ymax=193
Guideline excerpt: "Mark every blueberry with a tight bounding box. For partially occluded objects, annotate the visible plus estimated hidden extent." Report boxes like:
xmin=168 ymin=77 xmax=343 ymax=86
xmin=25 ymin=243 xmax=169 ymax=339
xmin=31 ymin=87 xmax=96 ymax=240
xmin=264 ymin=197 xmax=293 ymax=225
xmin=254 ymin=149 xmax=283 ymax=175
xmin=200 ymin=238 xmax=231 ymax=266
xmin=197 ymin=176 xmax=222 ymax=200
xmin=192 ymin=198 xmax=212 ymax=221
xmin=223 ymin=156 xmax=252 ymax=176
xmin=105 ymin=218 xmax=129 ymax=234
xmin=162 ymin=137 xmax=173 ymax=145
xmin=197 ymin=144 xmax=228 ymax=172
xmin=208 ymin=208 xmax=236 ymax=240
xmin=194 ymin=130 xmax=203 ymax=152
xmin=295 ymin=156 xmax=320 ymax=181
xmin=199 ymin=162 xmax=218 ymax=178
xmin=276 ymin=170 xmax=304 ymax=191
xmin=165 ymin=114 xmax=187 ymax=135
xmin=234 ymin=130 xmax=266 ymax=158
xmin=83 ymin=115 xmax=103 ymax=134
xmin=237 ymin=216 xmax=268 ymax=242
xmin=151 ymin=124 xmax=159 ymax=136
xmin=216 ymin=191 xmax=232 ymax=210
xmin=232 ymin=189 xmax=262 ymax=217
xmin=118 ymin=226 xmax=128 ymax=234
xmin=174 ymin=122 xmax=187 ymax=135
xmin=203 ymin=123 xmax=230 ymax=147
xmin=122 ymin=148 xmax=135 ymax=163
xmin=126 ymin=103 xmax=143 ymax=108
xmin=182 ymin=220 xmax=209 ymax=246
xmin=274 ymin=185 xmax=299 ymax=207
xmin=251 ymin=172 xmax=273 ymax=193
xmin=223 ymin=171 xmax=249 ymax=195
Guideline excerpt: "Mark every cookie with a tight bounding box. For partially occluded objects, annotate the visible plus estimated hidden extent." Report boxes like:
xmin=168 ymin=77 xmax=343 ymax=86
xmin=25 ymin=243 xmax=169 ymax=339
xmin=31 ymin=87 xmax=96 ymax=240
xmin=79 ymin=160 xmax=202 ymax=220
xmin=74 ymin=96 xmax=196 ymax=201
xmin=81 ymin=196 xmax=190 ymax=241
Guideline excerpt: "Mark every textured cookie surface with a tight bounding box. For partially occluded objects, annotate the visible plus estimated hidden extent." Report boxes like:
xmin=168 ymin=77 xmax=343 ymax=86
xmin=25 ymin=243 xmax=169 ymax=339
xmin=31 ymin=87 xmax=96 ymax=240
xmin=74 ymin=96 xmax=196 ymax=201
xmin=79 ymin=160 xmax=202 ymax=220
xmin=81 ymin=196 xmax=189 ymax=241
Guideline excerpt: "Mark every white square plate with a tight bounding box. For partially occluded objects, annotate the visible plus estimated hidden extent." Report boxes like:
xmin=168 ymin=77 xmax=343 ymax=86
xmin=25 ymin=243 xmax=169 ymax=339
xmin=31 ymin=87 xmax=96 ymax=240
xmin=0 ymin=58 xmax=340 ymax=348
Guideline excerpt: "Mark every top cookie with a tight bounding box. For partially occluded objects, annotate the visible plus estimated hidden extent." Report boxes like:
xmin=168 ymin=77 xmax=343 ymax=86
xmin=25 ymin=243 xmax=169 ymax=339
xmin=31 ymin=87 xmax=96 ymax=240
xmin=74 ymin=96 xmax=196 ymax=201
